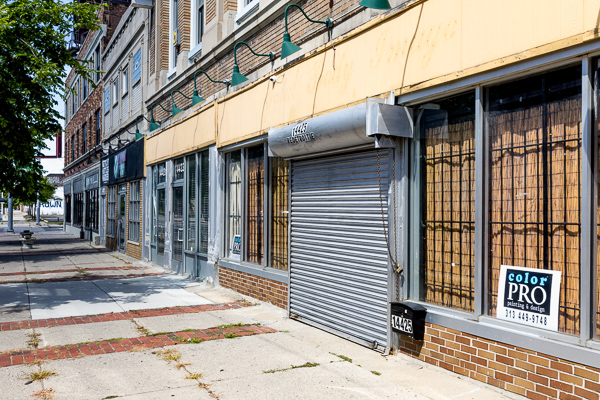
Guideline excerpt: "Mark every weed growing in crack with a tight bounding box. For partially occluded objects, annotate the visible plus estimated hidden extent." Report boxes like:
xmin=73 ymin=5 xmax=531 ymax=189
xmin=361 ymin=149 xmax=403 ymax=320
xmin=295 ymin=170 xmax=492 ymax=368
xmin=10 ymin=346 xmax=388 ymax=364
xmin=156 ymin=349 xmax=182 ymax=363
xmin=186 ymin=373 xmax=203 ymax=380
xmin=371 ymin=371 xmax=381 ymax=376
xmin=263 ymin=362 xmax=319 ymax=374
xmin=32 ymin=388 xmax=55 ymax=400
xmin=186 ymin=337 xmax=203 ymax=344
xmin=215 ymin=323 xmax=244 ymax=329
xmin=27 ymin=332 xmax=42 ymax=349
xmin=24 ymin=369 xmax=57 ymax=382
xmin=224 ymin=333 xmax=238 ymax=339
xmin=175 ymin=362 xmax=191 ymax=369
xmin=330 ymin=353 xmax=352 ymax=363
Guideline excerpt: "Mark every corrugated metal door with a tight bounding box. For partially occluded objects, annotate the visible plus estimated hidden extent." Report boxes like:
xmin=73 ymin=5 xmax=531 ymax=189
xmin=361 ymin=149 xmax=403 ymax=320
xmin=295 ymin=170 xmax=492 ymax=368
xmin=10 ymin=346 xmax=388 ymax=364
xmin=290 ymin=149 xmax=390 ymax=348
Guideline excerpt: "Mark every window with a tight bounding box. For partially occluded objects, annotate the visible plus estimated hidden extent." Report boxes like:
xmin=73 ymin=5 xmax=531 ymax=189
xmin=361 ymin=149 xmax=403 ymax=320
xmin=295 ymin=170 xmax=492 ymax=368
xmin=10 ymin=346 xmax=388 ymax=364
xmin=95 ymin=109 xmax=101 ymax=145
xmin=72 ymin=87 xmax=77 ymax=114
xmin=85 ymin=189 xmax=98 ymax=231
xmin=225 ymin=144 xmax=289 ymax=269
xmin=82 ymin=77 xmax=88 ymax=100
xmin=236 ymin=0 xmax=259 ymax=24
xmin=82 ymin=123 xmax=87 ymax=154
xmin=113 ymin=78 xmax=119 ymax=104
xmin=71 ymin=135 xmax=75 ymax=161
xmin=122 ymin=67 xmax=129 ymax=95
xmin=170 ymin=0 xmax=179 ymax=70
xmin=95 ymin=45 xmax=101 ymax=83
xmin=487 ymin=66 xmax=581 ymax=335
xmin=192 ymin=0 xmax=204 ymax=49
xmin=74 ymin=192 xmax=84 ymax=226
xmin=185 ymin=151 xmax=209 ymax=254
xmin=199 ymin=151 xmax=209 ymax=254
xmin=107 ymin=186 xmax=116 ymax=237
xmin=418 ymin=92 xmax=475 ymax=312
xmin=186 ymin=155 xmax=196 ymax=251
xmin=65 ymin=194 xmax=71 ymax=223
xmin=226 ymin=150 xmax=242 ymax=259
xmin=104 ymin=87 xmax=110 ymax=113
xmin=132 ymin=48 xmax=142 ymax=84
xmin=128 ymin=181 xmax=141 ymax=242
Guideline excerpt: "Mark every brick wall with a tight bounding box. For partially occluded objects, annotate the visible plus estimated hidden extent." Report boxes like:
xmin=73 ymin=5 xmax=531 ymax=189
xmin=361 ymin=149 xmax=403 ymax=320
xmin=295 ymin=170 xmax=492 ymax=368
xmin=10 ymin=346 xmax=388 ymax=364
xmin=150 ymin=0 xmax=360 ymax=122
xmin=398 ymin=323 xmax=600 ymax=400
xmin=224 ymin=0 xmax=236 ymax=13
xmin=206 ymin=0 xmax=216 ymax=23
xmin=158 ymin=0 xmax=170 ymax=72
xmin=219 ymin=266 xmax=288 ymax=309
xmin=150 ymin=8 xmax=156 ymax=76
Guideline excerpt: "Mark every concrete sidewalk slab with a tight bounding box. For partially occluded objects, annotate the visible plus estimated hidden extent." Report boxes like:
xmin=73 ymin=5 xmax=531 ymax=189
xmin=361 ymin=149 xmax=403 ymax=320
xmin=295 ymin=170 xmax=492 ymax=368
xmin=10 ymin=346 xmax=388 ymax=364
xmin=178 ymin=332 xmax=340 ymax=381
xmin=0 ymin=306 xmax=30 ymax=323
xmin=93 ymin=277 xmax=211 ymax=311
xmin=43 ymin=350 xmax=207 ymax=400
xmin=0 ymin=363 xmax=44 ymax=399
xmin=0 ymin=283 xmax=29 ymax=307
xmin=22 ymin=255 xmax=75 ymax=268
xmin=38 ymin=320 xmax=140 ymax=348
xmin=135 ymin=309 xmax=256 ymax=334
xmin=28 ymin=281 xmax=122 ymax=319
xmin=0 ymin=329 xmax=31 ymax=353
xmin=66 ymin=253 xmax=127 ymax=265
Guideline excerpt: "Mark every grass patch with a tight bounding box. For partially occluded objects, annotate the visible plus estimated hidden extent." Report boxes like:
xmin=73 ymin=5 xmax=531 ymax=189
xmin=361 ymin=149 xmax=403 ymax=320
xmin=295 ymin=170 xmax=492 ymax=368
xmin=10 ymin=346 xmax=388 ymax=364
xmin=170 ymin=335 xmax=184 ymax=342
xmin=330 ymin=353 xmax=352 ymax=363
xmin=24 ymin=369 xmax=56 ymax=382
xmin=263 ymin=362 xmax=319 ymax=374
xmin=104 ymin=337 xmax=124 ymax=342
xmin=224 ymin=333 xmax=238 ymax=339
xmin=186 ymin=373 xmax=203 ymax=380
xmin=370 ymin=370 xmax=381 ymax=376
xmin=186 ymin=337 xmax=203 ymax=344
xmin=77 ymin=270 xmax=87 ymax=274
xmin=215 ymin=323 xmax=244 ymax=329
xmin=156 ymin=349 xmax=181 ymax=363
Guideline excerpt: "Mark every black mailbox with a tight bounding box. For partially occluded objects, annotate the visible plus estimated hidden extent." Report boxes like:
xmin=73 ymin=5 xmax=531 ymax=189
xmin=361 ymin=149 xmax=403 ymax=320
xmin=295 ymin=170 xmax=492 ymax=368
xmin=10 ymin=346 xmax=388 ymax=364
xmin=390 ymin=302 xmax=427 ymax=341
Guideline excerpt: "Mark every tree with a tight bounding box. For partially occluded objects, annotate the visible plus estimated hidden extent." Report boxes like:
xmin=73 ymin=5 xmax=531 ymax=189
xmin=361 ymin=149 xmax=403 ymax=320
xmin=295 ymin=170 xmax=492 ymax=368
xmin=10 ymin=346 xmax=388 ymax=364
xmin=0 ymin=0 xmax=100 ymax=201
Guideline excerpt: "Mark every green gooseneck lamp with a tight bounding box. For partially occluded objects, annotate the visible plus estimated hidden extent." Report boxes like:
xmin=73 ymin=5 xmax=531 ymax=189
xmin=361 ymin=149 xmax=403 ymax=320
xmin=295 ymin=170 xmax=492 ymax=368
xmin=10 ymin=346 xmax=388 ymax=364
xmin=280 ymin=4 xmax=333 ymax=60
xmin=192 ymin=70 xmax=229 ymax=105
xmin=171 ymin=90 xmax=194 ymax=117
xmin=359 ymin=0 xmax=391 ymax=10
xmin=135 ymin=114 xmax=152 ymax=140
xmin=149 ymin=102 xmax=172 ymax=132
xmin=231 ymin=41 xmax=276 ymax=86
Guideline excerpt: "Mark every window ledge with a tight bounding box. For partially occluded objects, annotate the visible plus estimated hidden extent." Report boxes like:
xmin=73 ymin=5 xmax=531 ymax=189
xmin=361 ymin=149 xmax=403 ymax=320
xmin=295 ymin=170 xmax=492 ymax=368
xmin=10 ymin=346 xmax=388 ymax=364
xmin=235 ymin=0 xmax=259 ymax=26
xmin=127 ymin=240 xmax=140 ymax=245
xmin=218 ymin=259 xmax=288 ymax=284
xmin=188 ymin=43 xmax=202 ymax=62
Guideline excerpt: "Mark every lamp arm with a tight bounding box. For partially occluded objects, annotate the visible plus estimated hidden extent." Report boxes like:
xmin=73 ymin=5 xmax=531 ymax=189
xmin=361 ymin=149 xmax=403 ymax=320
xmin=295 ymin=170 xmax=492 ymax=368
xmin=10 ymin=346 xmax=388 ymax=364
xmin=233 ymin=41 xmax=275 ymax=65
xmin=150 ymin=102 xmax=171 ymax=120
xmin=284 ymin=4 xmax=333 ymax=33
xmin=171 ymin=90 xmax=193 ymax=104
xmin=135 ymin=114 xmax=151 ymax=131
xmin=193 ymin=70 xmax=228 ymax=91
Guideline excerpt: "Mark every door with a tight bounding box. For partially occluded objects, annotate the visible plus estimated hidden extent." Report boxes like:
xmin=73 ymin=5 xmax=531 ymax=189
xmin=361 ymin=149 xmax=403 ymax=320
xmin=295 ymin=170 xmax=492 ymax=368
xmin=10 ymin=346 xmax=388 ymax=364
xmin=117 ymin=192 xmax=126 ymax=252
xmin=156 ymin=188 xmax=165 ymax=266
xmin=289 ymin=149 xmax=390 ymax=350
xmin=172 ymin=186 xmax=184 ymax=273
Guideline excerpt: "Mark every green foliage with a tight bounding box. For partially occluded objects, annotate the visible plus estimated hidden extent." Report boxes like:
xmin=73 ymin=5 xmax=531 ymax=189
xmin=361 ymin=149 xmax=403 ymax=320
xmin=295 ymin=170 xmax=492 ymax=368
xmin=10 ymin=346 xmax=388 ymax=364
xmin=0 ymin=0 xmax=100 ymax=201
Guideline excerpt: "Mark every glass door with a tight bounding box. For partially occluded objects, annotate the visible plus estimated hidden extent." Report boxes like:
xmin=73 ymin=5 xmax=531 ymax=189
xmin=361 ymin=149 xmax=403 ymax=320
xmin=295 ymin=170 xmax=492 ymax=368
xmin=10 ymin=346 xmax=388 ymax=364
xmin=117 ymin=189 xmax=126 ymax=252
xmin=172 ymin=186 xmax=184 ymax=272
xmin=156 ymin=188 xmax=166 ymax=265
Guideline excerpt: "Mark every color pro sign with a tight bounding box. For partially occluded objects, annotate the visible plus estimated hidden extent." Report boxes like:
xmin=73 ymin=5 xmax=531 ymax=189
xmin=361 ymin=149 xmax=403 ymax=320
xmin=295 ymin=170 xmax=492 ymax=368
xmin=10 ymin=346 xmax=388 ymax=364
xmin=497 ymin=265 xmax=561 ymax=331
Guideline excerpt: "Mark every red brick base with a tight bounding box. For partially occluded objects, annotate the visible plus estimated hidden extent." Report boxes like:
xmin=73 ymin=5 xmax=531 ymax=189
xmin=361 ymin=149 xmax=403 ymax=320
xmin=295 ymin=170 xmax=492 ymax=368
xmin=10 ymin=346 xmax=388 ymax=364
xmin=218 ymin=266 xmax=288 ymax=310
xmin=398 ymin=323 xmax=600 ymax=400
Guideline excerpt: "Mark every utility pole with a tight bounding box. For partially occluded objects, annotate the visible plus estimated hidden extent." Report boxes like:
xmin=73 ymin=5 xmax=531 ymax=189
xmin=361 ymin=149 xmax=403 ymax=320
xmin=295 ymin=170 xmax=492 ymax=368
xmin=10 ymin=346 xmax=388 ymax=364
xmin=36 ymin=195 xmax=41 ymax=225
xmin=7 ymin=193 xmax=14 ymax=232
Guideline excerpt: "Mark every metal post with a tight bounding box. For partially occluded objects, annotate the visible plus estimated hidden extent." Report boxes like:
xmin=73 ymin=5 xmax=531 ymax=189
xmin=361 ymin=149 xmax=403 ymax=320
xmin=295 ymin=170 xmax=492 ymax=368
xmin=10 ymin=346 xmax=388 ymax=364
xmin=36 ymin=197 xmax=41 ymax=225
xmin=7 ymin=193 xmax=14 ymax=232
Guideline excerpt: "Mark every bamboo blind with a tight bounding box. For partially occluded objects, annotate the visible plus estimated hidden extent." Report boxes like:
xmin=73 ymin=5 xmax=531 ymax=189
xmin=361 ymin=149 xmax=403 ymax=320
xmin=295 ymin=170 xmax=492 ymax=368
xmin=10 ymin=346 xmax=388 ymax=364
xmin=422 ymin=110 xmax=476 ymax=312
xmin=228 ymin=152 xmax=241 ymax=258
xmin=488 ymin=95 xmax=581 ymax=335
xmin=247 ymin=146 xmax=264 ymax=265
xmin=270 ymin=158 xmax=289 ymax=271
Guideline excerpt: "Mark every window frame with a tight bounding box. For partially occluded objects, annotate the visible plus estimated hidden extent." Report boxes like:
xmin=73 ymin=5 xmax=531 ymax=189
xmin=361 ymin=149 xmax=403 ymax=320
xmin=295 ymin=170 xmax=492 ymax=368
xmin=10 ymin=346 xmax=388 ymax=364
xmin=122 ymin=66 xmax=129 ymax=96
xmin=82 ymin=122 xmax=87 ymax=154
xmin=169 ymin=0 xmax=179 ymax=73
xmin=223 ymin=142 xmax=289 ymax=271
xmin=95 ymin=109 xmax=101 ymax=145
xmin=235 ymin=0 xmax=259 ymax=26
xmin=128 ymin=181 xmax=141 ymax=243
xmin=107 ymin=185 xmax=116 ymax=238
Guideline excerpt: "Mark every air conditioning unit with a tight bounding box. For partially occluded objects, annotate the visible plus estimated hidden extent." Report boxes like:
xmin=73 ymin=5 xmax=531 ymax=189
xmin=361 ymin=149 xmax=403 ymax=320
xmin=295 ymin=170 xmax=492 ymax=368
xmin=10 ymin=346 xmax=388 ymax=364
xmin=131 ymin=0 xmax=153 ymax=9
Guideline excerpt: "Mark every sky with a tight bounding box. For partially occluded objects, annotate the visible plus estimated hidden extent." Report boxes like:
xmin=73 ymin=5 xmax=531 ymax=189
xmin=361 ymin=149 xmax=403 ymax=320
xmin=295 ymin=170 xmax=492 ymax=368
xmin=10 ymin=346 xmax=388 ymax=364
xmin=39 ymin=71 xmax=68 ymax=176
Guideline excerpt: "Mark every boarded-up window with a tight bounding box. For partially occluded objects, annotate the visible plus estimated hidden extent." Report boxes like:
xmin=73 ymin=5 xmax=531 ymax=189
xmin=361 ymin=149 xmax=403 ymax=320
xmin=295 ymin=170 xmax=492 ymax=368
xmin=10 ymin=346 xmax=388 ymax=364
xmin=488 ymin=66 xmax=581 ymax=335
xmin=420 ymin=92 xmax=476 ymax=312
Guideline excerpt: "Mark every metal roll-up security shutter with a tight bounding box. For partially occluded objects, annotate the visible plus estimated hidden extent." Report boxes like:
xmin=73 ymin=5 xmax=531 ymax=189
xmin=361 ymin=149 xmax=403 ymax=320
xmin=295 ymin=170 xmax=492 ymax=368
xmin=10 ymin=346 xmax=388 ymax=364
xmin=131 ymin=82 xmax=141 ymax=111
xmin=290 ymin=149 xmax=390 ymax=348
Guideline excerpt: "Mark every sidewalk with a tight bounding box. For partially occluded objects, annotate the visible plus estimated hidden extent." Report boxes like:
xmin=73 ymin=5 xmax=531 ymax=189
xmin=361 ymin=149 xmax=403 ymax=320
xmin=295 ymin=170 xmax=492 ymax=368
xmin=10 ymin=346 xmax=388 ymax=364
xmin=0 ymin=228 xmax=522 ymax=399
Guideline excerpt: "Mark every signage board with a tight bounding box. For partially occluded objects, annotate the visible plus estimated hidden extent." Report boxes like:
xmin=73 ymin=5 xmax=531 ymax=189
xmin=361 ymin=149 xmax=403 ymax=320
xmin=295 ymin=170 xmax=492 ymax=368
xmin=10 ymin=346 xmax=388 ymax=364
xmin=100 ymin=139 xmax=144 ymax=186
xmin=390 ymin=302 xmax=426 ymax=341
xmin=497 ymin=265 xmax=561 ymax=331
xmin=101 ymin=159 xmax=110 ymax=185
xmin=230 ymin=234 xmax=241 ymax=261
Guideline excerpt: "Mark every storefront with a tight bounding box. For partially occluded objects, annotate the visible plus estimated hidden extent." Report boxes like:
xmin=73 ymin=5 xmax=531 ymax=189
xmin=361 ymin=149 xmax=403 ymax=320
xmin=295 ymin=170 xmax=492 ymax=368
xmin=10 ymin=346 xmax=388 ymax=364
xmin=268 ymin=100 xmax=412 ymax=350
xmin=101 ymin=138 xmax=144 ymax=259
xmin=84 ymin=170 xmax=100 ymax=242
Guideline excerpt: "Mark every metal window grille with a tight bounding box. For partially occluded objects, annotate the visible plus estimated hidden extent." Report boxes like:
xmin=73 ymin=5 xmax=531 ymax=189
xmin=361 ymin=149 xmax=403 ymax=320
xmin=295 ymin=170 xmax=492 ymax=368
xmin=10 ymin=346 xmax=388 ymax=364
xmin=186 ymin=155 xmax=197 ymax=252
xmin=74 ymin=192 xmax=84 ymax=226
xmin=107 ymin=186 xmax=116 ymax=237
xmin=199 ymin=151 xmax=209 ymax=254
xmin=420 ymin=92 xmax=476 ymax=312
xmin=128 ymin=181 xmax=141 ymax=243
xmin=227 ymin=151 xmax=242 ymax=258
xmin=247 ymin=145 xmax=264 ymax=264
xmin=85 ymin=189 xmax=98 ymax=230
xmin=270 ymin=157 xmax=289 ymax=271
xmin=488 ymin=66 xmax=582 ymax=336
xmin=65 ymin=194 xmax=71 ymax=223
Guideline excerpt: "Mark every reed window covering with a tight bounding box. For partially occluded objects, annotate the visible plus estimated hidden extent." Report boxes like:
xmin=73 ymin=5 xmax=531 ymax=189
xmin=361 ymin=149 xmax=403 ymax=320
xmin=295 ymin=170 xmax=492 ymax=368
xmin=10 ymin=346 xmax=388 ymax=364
xmin=270 ymin=158 xmax=289 ymax=271
xmin=420 ymin=92 xmax=476 ymax=312
xmin=487 ymin=66 xmax=582 ymax=336
xmin=247 ymin=145 xmax=264 ymax=265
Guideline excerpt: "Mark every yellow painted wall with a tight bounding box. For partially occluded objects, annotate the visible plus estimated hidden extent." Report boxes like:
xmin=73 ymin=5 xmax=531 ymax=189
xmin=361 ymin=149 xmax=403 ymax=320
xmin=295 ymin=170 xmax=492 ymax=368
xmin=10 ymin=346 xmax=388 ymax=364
xmin=151 ymin=0 xmax=600 ymax=150
xmin=146 ymin=103 xmax=216 ymax=164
